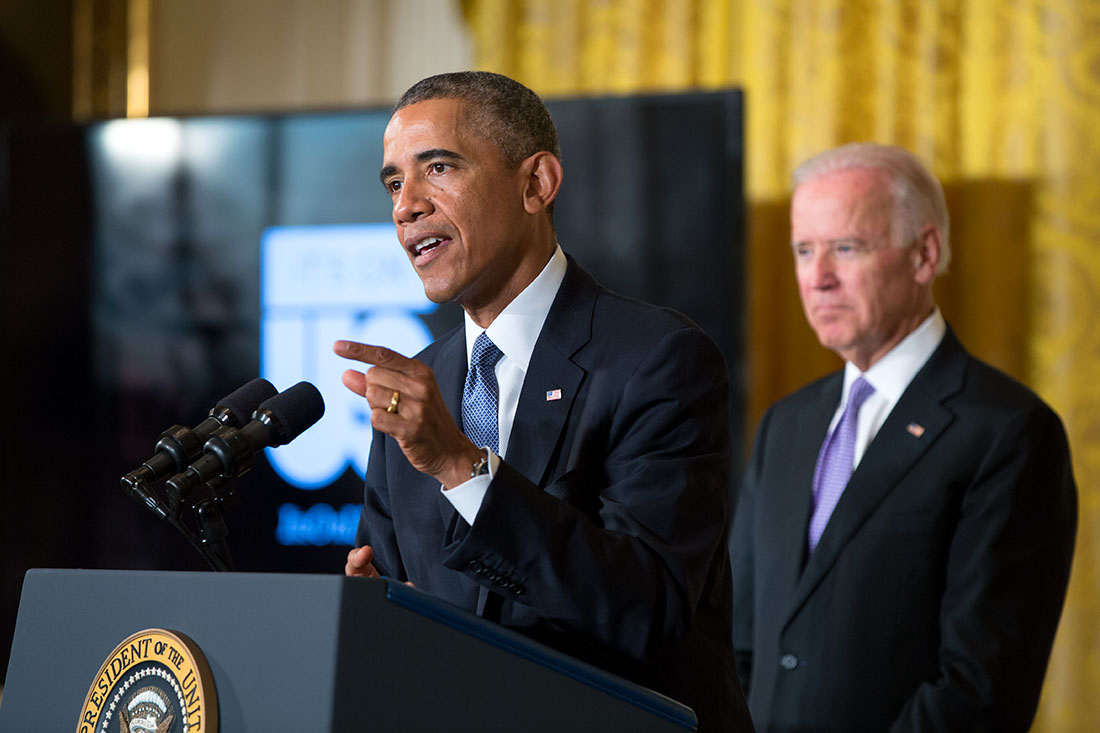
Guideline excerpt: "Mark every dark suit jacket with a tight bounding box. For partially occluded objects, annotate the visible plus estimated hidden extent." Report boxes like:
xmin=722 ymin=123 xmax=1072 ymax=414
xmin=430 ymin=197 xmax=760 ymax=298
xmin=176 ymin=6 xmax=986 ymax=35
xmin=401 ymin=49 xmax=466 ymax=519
xmin=357 ymin=258 xmax=753 ymax=732
xmin=731 ymin=327 xmax=1076 ymax=732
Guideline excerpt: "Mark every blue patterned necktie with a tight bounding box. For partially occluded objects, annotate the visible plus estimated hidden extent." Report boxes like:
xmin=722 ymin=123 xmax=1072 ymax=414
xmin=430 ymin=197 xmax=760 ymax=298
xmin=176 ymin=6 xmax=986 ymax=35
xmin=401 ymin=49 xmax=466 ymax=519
xmin=807 ymin=376 xmax=876 ymax=553
xmin=462 ymin=333 xmax=505 ymax=454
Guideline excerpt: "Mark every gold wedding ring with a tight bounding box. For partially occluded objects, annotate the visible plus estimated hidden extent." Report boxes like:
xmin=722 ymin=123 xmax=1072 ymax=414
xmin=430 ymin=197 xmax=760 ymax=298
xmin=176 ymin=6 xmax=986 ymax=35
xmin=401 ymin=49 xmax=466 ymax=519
xmin=386 ymin=390 xmax=401 ymax=414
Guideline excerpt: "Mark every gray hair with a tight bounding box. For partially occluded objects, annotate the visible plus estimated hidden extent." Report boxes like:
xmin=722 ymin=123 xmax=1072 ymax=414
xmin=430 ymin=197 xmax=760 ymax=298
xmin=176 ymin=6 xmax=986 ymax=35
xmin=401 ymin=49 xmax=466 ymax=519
xmin=792 ymin=143 xmax=951 ymax=274
xmin=395 ymin=71 xmax=561 ymax=167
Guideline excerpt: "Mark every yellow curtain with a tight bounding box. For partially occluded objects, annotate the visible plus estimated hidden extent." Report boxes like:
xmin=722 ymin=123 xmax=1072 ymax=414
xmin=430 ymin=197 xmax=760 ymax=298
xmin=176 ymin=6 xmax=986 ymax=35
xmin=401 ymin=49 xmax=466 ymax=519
xmin=462 ymin=0 xmax=1100 ymax=729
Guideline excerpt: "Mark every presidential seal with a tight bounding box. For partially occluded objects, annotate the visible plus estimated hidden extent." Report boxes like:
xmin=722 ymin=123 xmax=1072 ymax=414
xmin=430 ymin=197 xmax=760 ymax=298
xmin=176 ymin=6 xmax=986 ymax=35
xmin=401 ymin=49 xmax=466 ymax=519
xmin=77 ymin=628 xmax=218 ymax=733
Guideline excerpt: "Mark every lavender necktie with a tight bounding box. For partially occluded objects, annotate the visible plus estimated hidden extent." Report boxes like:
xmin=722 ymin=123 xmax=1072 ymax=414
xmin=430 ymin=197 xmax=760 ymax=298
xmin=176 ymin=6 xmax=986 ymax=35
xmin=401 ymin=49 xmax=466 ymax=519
xmin=807 ymin=376 xmax=875 ymax=552
xmin=462 ymin=333 xmax=504 ymax=454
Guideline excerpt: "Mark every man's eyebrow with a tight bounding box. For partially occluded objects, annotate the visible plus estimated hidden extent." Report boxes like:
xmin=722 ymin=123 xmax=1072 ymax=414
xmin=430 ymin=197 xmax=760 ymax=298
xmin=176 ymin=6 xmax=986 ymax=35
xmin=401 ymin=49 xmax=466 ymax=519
xmin=379 ymin=148 xmax=467 ymax=186
xmin=416 ymin=148 xmax=465 ymax=164
xmin=790 ymin=236 xmax=868 ymax=246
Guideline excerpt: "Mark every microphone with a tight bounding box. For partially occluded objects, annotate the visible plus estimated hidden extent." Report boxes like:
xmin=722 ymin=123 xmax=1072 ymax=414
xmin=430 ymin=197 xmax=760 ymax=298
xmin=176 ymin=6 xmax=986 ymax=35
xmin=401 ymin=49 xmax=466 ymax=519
xmin=122 ymin=378 xmax=279 ymax=488
xmin=165 ymin=381 xmax=325 ymax=500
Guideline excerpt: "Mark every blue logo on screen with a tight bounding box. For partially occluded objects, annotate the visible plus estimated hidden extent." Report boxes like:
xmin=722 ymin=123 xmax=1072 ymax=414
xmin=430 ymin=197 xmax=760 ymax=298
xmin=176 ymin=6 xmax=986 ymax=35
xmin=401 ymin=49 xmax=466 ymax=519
xmin=260 ymin=223 xmax=436 ymax=492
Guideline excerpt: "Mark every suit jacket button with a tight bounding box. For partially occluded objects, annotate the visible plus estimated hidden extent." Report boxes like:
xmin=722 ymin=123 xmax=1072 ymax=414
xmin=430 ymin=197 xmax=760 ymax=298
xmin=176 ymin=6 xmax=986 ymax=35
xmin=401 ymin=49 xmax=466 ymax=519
xmin=509 ymin=583 xmax=525 ymax=596
xmin=468 ymin=560 xmax=484 ymax=573
xmin=780 ymin=654 xmax=799 ymax=670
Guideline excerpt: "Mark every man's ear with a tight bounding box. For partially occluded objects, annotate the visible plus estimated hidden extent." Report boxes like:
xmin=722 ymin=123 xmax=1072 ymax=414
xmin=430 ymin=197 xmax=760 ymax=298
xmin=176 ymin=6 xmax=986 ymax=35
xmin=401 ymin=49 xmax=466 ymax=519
xmin=520 ymin=152 xmax=563 ymax=215
xmin=913 ymin=224 xmax=941 ymax=285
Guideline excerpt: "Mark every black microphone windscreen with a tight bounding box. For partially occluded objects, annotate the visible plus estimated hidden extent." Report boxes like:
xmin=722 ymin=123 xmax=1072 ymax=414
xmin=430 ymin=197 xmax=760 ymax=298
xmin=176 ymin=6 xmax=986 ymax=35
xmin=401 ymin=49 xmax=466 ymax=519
xmin=218 ymin=378 xmax=278 ymax=425
xmin=258 ymin=381 xmax=325 ymax=443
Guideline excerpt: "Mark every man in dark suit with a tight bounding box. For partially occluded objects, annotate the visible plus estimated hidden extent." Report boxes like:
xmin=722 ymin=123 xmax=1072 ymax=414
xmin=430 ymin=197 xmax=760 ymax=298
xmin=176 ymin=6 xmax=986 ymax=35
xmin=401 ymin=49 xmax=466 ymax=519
xmin=731 ymin=142 xmax=1077 ymax=732
xmin=336 ymin=71 xmax=752 ymax=731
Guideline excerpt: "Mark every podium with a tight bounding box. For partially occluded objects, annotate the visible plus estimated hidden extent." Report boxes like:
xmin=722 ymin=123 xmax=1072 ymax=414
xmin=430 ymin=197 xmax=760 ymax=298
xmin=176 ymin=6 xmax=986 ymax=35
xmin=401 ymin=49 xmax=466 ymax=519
xmin=0 ymin=569 xmax=696 ymax=731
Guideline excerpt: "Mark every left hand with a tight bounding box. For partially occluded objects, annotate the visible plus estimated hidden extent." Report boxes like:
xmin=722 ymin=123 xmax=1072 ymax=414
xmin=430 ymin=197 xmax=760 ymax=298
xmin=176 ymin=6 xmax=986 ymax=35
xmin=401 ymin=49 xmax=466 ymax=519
xmin=345 ymin=545 xmax=381 ymax=578
xmin=334 ymin=340 xmax=484 ymax=489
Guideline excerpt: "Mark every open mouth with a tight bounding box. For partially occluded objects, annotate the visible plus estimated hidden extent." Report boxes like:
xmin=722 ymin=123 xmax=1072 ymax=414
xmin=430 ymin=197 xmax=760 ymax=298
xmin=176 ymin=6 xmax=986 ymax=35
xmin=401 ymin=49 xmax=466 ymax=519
xmin=414 ymin=236 xmax=446 ymax=256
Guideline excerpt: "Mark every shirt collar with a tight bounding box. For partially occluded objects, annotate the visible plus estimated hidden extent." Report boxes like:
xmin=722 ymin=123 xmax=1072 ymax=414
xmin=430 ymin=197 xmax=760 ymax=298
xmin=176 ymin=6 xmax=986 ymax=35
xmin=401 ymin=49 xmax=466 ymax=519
xmin=844 ymin=308 xmax=947 ymax=402
xmin=464 ymin=244 xmax=568 ymax=372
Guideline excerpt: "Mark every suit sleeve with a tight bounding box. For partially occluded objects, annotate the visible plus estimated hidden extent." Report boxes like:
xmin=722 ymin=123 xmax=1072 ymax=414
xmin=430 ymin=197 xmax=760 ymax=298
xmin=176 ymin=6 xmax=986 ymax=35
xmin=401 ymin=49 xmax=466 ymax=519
xmin=890 ymin=403 xmax=1077 ymax=732
xmin=439 ymin=326 xmax=732 ymax=664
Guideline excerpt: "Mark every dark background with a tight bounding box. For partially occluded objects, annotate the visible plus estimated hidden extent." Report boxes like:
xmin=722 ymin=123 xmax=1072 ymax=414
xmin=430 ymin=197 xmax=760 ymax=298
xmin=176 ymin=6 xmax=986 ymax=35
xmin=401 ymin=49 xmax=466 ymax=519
xmin=1 ymin=64 xmax=743 ymax=682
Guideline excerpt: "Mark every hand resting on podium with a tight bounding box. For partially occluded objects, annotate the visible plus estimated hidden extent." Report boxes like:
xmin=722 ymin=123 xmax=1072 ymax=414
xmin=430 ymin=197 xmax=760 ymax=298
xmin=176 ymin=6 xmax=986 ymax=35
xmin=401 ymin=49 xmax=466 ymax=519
xmin=345 ymin=545 xmax=381 ymax=578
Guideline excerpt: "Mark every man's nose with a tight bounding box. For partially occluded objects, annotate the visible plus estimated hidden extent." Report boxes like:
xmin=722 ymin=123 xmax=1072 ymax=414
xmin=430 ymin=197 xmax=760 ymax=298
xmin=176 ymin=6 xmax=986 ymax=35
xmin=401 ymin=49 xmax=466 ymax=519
xmin=393 ymin=178 xmax=433 ymax=223
xmin=806 ymin=249 xmax=838 ymax=288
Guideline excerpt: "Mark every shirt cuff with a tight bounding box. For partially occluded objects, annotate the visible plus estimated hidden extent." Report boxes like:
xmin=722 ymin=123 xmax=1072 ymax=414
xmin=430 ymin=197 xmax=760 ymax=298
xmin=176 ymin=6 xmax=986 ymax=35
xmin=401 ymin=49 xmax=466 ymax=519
xmin=440 ymin=448 xmax=500 ymax=526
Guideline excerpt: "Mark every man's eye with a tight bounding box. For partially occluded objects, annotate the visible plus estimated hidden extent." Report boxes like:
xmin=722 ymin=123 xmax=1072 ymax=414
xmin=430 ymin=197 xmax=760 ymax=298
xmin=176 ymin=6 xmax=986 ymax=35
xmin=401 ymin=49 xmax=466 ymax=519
xmin=833 ymin=242 xmax=864 ymax=257
xmin=430 ymin=162 xmax=450 ymax=174
xmin=386 ymin=180 xmax=402 ymax=193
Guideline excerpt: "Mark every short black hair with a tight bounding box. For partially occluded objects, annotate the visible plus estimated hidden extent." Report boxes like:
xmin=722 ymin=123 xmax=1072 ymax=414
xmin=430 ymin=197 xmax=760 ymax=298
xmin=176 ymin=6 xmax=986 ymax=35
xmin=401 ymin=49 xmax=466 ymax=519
xmin=395 ymin=71 xmax=561 ymax=167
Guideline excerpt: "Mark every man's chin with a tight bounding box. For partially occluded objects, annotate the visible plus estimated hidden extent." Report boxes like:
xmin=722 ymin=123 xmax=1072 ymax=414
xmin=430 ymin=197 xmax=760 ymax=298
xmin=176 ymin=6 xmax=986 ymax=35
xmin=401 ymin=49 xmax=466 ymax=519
xmin=812 ymin=327 xmax=854 ymax=354
xmin=415 ymin=274 xmax=460 ymax=305
xmin=422 ymin=288 xmax=459 ymax=306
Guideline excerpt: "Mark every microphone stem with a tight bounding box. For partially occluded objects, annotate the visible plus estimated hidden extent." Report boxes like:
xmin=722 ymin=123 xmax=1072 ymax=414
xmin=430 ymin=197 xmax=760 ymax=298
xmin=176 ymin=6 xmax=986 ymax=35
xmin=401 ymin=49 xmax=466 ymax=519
xmin=122 ymin=475 xmax=234 ymax=571
xmin=197 ymin=494 xmax=237 ymax=571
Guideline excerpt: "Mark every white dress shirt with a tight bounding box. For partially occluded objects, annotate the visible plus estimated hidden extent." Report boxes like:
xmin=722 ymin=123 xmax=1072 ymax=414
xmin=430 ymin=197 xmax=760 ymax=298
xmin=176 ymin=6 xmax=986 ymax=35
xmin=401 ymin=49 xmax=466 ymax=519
xmin=833 ymin=308 xmax=947 ymax=469
xmin=442 ymin=245 xmax=568 ymax=524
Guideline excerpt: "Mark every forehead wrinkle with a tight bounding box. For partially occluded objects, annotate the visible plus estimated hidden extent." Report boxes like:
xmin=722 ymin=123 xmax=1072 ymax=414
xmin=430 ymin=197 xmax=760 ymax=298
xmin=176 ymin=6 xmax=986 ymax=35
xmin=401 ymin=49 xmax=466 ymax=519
xmin=793 ymin=175 xmax=894 ymax=243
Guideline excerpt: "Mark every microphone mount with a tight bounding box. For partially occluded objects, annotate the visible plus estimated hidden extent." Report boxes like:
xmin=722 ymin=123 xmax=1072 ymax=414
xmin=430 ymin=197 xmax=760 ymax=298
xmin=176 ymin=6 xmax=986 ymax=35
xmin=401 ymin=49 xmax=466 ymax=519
xmin=119 ymin=379 xmax=322 ymax=572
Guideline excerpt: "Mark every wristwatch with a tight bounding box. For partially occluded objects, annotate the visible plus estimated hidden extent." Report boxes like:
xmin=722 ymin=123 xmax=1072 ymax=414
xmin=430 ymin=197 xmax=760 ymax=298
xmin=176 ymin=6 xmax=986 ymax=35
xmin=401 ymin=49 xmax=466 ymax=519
xmin=470 ymin=452 xmax=490 ymax=479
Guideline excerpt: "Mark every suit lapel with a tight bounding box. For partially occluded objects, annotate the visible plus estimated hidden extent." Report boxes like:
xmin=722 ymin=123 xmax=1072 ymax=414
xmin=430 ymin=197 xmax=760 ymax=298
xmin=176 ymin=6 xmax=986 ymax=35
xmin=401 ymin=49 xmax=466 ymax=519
xmin=770 ymin=376 xmax=841 ymax=612
xmin=439 ymin=328 xmax=467 ymax=424
xmin=432 ymin=326 xmax=468 ymax=531
xmin=503 ymin=259 xmax=592 ymax=486
xmin=787 ymin=331 xmax=968 ymax=621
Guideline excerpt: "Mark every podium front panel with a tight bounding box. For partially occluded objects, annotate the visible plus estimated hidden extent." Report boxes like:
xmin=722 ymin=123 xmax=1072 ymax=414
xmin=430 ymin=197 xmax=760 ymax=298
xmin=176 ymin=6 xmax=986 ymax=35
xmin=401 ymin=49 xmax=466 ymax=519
xmin=0 ymin=569 xmax=695 ymax=731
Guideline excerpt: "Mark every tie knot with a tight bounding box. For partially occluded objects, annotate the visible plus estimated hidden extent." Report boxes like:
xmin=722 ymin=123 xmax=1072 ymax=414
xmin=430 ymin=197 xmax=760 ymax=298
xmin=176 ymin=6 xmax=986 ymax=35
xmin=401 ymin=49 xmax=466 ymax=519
xmin=847 ymin=376 xmax=875 ymax=410
xmin=471 ymin=332 xmax=504 ymax=371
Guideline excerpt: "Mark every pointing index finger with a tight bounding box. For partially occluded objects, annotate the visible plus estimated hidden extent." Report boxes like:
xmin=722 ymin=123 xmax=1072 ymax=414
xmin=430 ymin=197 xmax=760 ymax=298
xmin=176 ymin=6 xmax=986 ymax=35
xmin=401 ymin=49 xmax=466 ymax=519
xmin=334 ymin=340 xmax=408 ymax=367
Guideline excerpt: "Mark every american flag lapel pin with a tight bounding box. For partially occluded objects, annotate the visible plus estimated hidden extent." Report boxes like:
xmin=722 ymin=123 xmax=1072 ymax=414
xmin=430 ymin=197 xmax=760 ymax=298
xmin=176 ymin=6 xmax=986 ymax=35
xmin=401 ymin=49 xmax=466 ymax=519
xmin=906 ymin=422 xmax=925 ymax=438
xmin=546 ymin=388 xmax=562 ymax=401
